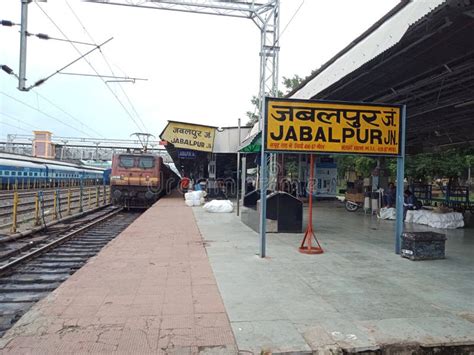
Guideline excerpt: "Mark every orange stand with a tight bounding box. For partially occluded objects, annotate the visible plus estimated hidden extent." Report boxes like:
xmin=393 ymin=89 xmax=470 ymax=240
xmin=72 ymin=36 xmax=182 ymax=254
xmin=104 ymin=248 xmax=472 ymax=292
xmin=299 ymin=154 xmax=324 ymax=254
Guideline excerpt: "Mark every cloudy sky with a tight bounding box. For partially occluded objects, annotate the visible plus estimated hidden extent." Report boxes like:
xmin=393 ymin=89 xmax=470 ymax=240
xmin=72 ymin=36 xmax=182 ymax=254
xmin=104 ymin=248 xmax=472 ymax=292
xmin=1 ymin=0 xmax=400 ymax=141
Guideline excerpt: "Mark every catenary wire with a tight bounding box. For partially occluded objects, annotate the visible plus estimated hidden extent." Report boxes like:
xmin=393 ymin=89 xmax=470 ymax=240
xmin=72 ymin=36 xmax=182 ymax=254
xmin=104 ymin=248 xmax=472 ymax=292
xmin=0 ymin=121 xmax=31 ymax=134
xmin=0 ymin=111 xmax=39 ymax=130
xmin=65 ymin=0 xmax=149 ymax=133
xmin=0 ymin=91 xmax=94 ymax=137
xmin=31 ymin=90 xmax=105 ymax=138
xmin=2 ymin=63 xmax=106 ymax=138
xmin=33 ymin=0 xmax=147 ymax=133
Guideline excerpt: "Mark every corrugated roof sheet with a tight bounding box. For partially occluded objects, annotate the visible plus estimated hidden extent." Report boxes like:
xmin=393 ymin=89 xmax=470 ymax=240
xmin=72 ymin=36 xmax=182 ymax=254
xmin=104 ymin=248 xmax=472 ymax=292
xmin=290 ymin=0 xmax=448 ymax=100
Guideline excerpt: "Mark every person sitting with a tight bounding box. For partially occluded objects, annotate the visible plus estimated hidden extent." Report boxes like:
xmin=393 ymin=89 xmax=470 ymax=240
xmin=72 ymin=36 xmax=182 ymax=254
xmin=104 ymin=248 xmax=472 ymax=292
xmin=384 ymin=182 xmax=396 ymax=207
xmin=403 ymin=189 xmax=421 ymax=220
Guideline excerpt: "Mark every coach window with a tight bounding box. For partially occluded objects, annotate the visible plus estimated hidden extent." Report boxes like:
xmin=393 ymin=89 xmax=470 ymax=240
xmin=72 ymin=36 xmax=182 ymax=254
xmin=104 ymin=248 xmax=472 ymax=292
xmin=5 ymin=171 xmax=10 ymax=176
xmin=12 ymin=172 xmax=16 ymax=176
xmin=119 ymin=156 xmax=135 ymax=168
xmin=139 ymin=157 xmax=154 ymax=169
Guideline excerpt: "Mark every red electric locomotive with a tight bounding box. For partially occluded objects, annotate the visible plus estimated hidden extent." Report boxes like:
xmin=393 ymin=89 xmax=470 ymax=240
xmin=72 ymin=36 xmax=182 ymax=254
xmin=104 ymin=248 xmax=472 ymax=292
xmin=110 ymin=152 xmax=178 ymax=208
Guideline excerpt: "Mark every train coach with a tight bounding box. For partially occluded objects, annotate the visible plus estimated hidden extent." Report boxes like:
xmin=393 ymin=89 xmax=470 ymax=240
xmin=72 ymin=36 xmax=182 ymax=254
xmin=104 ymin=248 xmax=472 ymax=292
xmin=110 ymin=152 xmax=179 ymax=208
xmin=0 ymin=153 xmax=104 ymax=189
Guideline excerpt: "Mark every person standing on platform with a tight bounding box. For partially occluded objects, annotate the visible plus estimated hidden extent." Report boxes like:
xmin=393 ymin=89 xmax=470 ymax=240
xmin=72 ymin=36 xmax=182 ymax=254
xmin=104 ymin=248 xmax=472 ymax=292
xmin=180 ymin=175 xmax=191 ymax=195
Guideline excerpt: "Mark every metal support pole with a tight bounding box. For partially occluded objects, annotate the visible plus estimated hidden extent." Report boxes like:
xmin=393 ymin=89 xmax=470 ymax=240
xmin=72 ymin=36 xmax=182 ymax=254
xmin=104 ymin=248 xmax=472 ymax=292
xmin=96 ymin=186 xmax=99 ymax=207
xmin=34 ymin=192 xmax=40 ymax=226
xmin=236 ymin=152 xmax=240 ymax=216
xmin=241 ymin=155 xmax=247 ymax=204
xmin=19 ymin=0 xmax=29 ymax=91
xmin=67 ymin=189 xmax=72 ymax=215
xmin=395 ymin=105 xmax=407 ymax=254
xmin=259 ymin=152 xmax=268 ymax=258
xmin=79 ymin=178 xmax=84 ymax=212
xmin=259 ymin=99 xmax=268 ymax=258
xmin=11 ymin=191 xmax=19 ymax=233
xmin=236 ymin=118 xmax=241 ymax=216
xmin=53 ymin=190 xmax=58 ymax=220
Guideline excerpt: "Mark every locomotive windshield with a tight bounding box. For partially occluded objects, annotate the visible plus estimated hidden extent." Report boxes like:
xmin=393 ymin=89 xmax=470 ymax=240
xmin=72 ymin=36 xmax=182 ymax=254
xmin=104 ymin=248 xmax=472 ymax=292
xmin=138 ymin=157 xmax=154 ymax=169
xmin=119 ymin=155 xmax=135 ymax=168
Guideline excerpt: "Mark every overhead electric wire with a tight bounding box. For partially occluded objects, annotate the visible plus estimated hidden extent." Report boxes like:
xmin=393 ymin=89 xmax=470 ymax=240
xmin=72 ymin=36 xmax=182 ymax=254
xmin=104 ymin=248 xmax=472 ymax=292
xmin=278 ymin=0 xmax=305 ymax=43
xmin=34 ymin=0 xmax=147 ymax=133
xmin=0 ymin=111 xmax=38 ymax=130
xmin=0 ymin=121 xmax=31 ymax=133
xmin=1 ymin=72 xmax=104 ymax=138
xmin=0 ymin=91 xmax=94 ymax=137
xmin=32 ymin=90 xmax=106 ymax=138
xmin=26 ymin=37 xmax=113 ymax=90
xmin=65 ymin=0 xmax=149 ymax=133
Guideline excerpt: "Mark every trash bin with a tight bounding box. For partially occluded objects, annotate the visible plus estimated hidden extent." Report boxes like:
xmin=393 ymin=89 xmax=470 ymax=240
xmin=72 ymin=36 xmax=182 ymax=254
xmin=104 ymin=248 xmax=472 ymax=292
xmin=243 ymin=189 xmax=271 ymax=208
xmin=266 ymin=192 xmax=302 ymax=233
xmin=401 ymin=232 xmax=447 ymax=260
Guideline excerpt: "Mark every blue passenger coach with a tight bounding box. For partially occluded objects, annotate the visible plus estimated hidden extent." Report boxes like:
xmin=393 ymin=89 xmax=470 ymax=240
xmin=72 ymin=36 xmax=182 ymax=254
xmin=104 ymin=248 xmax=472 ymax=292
xmin=0 ymin=153 xmax=104 ymax=188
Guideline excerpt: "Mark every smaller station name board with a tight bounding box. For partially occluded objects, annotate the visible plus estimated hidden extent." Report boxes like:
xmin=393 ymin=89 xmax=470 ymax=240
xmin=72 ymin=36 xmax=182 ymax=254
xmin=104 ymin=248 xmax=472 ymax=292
xmin=265 ymin=98 xmax=401 ymax=156
xmin=161 ymin=121 xmax=216 ymax=152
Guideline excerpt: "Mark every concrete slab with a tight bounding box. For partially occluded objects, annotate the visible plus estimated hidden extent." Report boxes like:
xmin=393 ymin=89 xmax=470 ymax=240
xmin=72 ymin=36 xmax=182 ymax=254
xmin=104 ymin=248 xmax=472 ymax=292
xmin=193 ymin=200 xmax=474 ymax=354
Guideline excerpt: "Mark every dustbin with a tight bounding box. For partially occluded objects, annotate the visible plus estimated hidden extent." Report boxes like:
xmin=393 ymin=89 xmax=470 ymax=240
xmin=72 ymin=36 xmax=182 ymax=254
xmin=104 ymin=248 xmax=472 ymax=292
xmin=401 ymin=232 xmax=447 ymax=260
xmin=243 ymin=189 xmax=271 ymax=208
xmin=266 ymin=192 xmax=302 ymax=233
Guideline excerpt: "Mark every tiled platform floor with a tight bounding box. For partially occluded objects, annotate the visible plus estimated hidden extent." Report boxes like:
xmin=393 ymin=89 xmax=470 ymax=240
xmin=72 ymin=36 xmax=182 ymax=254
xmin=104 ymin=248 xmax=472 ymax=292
xmin=0 ymin=193 xmax=236 ymax=354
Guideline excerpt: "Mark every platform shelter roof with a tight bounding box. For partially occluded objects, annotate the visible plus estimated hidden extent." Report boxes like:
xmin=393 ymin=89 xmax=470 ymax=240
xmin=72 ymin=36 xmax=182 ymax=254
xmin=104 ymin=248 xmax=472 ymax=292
xmin=288 ymin=0 xmax=474 ymax=152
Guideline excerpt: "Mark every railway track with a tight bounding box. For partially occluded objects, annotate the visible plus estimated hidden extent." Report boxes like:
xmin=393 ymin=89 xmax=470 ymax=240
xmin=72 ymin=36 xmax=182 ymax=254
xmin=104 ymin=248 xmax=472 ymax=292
xmin=0 ymin=186 xmax=110 ymax=232
xmin=0 ymin=207 xmax=141 ymax=337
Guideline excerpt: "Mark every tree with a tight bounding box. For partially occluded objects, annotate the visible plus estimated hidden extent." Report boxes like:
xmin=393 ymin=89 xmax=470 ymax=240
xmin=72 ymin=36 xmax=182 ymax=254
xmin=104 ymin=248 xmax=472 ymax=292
xmin=244 ymin=74 xmax=304 ymax=125
xmin=334 ymin=155 xmax=377 ymax=179
xmin=282 ymin=74 xmax=303 ymax=92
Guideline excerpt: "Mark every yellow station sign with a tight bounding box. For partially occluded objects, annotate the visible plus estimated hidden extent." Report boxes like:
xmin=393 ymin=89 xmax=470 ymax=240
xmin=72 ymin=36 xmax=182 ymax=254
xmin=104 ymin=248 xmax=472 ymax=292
xmin=161 ymin=121 xmax=216 ymax=152
xmin=265 ymin=98 xmax=401 ymax=156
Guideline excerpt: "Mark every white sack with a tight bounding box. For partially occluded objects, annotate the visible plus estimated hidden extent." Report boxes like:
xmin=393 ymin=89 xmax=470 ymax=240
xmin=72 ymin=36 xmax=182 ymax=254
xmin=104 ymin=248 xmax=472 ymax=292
xmin=378 ymin=207 xmax=396 ymax=220
xmin=405 ymin=209 xmax=464 ymax=229
xmin=184 ymin=191 xmax=205 ymax=206
xmin=203 ymin=200 xmax=234 ymax=213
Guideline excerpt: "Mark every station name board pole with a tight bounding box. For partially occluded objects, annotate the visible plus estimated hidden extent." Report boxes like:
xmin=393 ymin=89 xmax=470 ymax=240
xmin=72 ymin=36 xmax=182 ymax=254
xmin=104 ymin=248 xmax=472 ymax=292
xmin=395 ymin=105 xmax=406 ymax=254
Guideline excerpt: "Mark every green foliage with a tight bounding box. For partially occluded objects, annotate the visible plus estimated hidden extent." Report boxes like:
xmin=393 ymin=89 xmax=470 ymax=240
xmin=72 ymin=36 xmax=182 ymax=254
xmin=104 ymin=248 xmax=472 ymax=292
xmin=334 ymin=155 xmax=377 ymax=178
xmin=284 ymin=157 xmax=299 ymax=178
xmin=282 ymin=74 xmax=304 ymax=92
xmin=404 ymin=149 xmax=472 ymax=182
xmin=245 ymin=95 xmax=260 ymax=125
xmin=244 ymin=74 xmax=304 ymax=126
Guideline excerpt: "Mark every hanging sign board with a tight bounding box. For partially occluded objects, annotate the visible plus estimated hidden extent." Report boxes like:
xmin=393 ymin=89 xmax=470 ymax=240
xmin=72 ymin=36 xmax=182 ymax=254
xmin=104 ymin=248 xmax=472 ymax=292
xmin=161 ymin=121 xmax=216 ymax=152
xmin=178 ymin=150 xmax=197 ymax=159
xmin=265 ymin=98 xmax=401 ymax=156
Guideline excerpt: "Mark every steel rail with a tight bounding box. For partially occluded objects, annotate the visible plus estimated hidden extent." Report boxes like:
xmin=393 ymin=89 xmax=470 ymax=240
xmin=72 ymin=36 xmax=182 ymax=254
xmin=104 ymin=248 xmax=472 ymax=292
xmin=0 ymin=206 xmax=122 ymax=276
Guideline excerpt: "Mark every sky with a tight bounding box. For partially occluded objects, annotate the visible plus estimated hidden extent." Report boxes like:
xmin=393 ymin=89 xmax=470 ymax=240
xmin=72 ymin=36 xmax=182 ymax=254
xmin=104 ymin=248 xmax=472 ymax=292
xmin=1 ymin=0 xmax=400 ymax=141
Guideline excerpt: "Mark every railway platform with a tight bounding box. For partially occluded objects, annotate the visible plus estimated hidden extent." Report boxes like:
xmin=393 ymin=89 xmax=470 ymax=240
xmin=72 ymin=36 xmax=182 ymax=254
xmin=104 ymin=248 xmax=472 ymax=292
xmin=1 ymin=195 xmax=474 ymax=354
xmin=0 ymin=192 xmax=236 ymax=354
